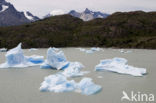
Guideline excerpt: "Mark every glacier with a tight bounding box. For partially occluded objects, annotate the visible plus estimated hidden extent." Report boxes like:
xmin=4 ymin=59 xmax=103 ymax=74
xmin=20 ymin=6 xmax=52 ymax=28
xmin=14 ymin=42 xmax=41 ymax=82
xmin=40 ymin=74 xmax=101 ymax=95
xmin=0 ymin=43 xmax=44 ymax=68
xmin=95 ymin=57 xmax=146 ymax=76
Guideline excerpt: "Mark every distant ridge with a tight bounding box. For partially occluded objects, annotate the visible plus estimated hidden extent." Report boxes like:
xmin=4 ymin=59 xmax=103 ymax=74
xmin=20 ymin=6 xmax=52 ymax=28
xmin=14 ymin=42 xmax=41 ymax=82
xmin=0 ymin=11 xmax=156 ymax=49
xmin=69 ymin=8 xmax=109 ymax=21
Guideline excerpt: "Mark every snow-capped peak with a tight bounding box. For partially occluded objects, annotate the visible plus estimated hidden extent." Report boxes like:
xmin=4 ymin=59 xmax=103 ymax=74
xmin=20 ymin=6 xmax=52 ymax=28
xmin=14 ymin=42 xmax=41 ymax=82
xmin=69 ymin=8 xmax=109 ymax=21
xmin=84 ymin=8 xmax=92 ymax=14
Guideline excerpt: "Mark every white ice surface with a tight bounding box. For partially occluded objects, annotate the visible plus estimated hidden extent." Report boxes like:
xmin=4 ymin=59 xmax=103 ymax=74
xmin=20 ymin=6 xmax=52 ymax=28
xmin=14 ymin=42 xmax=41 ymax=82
xmin=95 ymin=57 xmax=146 ymax=76
xmin=62 ymin=62 xmax=89 ymax=78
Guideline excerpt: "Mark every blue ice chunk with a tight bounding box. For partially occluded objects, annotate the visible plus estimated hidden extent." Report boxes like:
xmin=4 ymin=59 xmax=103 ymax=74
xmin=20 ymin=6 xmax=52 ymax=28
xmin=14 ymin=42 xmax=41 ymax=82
xmin=62 ymin=62 xmax=88 ymax=77
xmin=40 ymin=75 xmax=102 ymax=95
xmin=78 ymin=78 xmax=102 ymax=95
xmin=40 ymin=48 xmax=69 ymax=70
xmin=40 ymin=74 xmax=76 ymax=92
xmin=95 ymin=57 xmax=147 ymax=76
xmin=0 ymin=43 xmax=44 ymax=68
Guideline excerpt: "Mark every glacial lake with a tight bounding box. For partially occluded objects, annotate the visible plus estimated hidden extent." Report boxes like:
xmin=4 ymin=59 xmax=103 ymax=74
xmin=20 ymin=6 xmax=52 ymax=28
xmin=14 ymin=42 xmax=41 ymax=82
xmin=0 ymin=48 xmax=156 ymax=103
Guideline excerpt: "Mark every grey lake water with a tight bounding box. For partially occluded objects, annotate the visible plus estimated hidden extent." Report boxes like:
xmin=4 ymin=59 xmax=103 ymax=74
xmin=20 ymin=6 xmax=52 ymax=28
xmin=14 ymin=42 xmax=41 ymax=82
xmin=0 ymin=48 xmax=156 ymax=103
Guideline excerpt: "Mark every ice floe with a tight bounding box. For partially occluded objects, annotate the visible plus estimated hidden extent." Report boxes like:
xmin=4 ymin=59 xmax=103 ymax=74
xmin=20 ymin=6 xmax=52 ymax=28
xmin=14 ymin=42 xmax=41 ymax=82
xmin=95 ymin=57 xmax=146 ymax=76
xmin=119 ymin=49 xmax=132 ymax=53
xmin=29 ymin=48 xmax=38 ymax=51
xmin=0 ymin=48 xmax=7 ymax=52
xmin=77 ymin=47 xmax=101 ymax=54
xmin=0 ymin=43 xmax=44 ymax=68
xmin=40 ymin=74 xmax=102 ymax=95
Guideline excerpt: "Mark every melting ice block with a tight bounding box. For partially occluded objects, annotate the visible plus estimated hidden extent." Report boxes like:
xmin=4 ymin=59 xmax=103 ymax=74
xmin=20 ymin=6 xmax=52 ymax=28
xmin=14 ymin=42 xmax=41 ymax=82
xmin=0 ymin=48 xmax=7 ymax=52
xmin=0 ymin=43 xmax=44 ymax=68
xmin=77 ymin=78 xmax=102 ymax=95
xmin=40 ymin=74 xmax=76 ymax=92
xmin=40 ymin=74 xmax=101 ymax=95
xmin=40 ymin=48 xmax=69 ymax=70
xmin=95 ymin=57 xmax=146 ymax=76
xmin=62 ymin=62 xmax=88 ymax=77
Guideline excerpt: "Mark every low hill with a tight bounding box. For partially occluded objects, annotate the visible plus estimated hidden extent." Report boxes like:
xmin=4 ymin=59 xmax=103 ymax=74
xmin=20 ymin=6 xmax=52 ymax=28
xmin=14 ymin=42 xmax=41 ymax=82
xmin=0 ymin=11 xmax=156 ymax=49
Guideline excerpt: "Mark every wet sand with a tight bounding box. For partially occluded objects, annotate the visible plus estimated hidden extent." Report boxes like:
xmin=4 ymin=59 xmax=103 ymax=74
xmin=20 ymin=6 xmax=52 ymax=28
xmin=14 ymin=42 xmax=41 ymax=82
xmin=0 ymin=48 xmax=156 ymax=103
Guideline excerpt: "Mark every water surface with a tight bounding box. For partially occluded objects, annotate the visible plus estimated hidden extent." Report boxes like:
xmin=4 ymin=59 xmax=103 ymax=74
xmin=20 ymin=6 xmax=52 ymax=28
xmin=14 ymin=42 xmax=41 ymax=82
xmin=0 ymin=48 xmax=155 ymax=103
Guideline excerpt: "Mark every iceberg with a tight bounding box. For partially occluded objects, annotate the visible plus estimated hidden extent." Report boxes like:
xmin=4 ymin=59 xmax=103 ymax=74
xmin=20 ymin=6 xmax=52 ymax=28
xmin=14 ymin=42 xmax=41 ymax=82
xmin=0 ymin=48 xmax=7 ymax=52
xmin=40 ymin=74 xmax=76 ymax=92
xmin=40 ymin=48 xmax=69 ymax=70
xmin=40 ymin=74 xmax=101 ymax=95
xmin=41 ymin=48 xmax=88 ymax=77
xmin=95 ymin=57 xmax=146 ymax=76
xmin=62 ymin=62 xmax=88 ymax=78
xmin=0 ymin=43 xmax=44 ymax=68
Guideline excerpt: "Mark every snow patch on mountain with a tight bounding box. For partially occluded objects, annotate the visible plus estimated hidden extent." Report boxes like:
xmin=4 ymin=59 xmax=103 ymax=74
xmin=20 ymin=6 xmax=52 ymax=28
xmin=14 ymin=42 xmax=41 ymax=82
xmin=0 ymin=5 xmax=8 ymax=13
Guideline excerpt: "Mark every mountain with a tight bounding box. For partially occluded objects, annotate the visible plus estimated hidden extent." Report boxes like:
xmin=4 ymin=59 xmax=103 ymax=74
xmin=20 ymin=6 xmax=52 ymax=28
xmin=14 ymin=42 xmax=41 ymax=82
xmin=0 ymin=11 xmax=156 ymax=49
xmin=69 ymin=8 xmax=109 ymax=21
xmin=0 ymin=0 xmax=39 ymax=26
xmin=44 ymin=10 xmax=65 ymax=18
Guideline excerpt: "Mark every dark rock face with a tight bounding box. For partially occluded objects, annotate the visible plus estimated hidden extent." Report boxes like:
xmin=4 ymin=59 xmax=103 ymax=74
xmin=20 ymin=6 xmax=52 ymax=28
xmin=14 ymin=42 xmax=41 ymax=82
xmin=0 ymin=0 xmax=39 ymax=26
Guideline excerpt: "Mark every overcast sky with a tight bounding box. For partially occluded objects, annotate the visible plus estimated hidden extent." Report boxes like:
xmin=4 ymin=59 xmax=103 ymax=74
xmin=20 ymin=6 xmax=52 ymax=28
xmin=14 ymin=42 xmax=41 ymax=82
xmin=6 ymin=0 xmax=156 ymax=18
